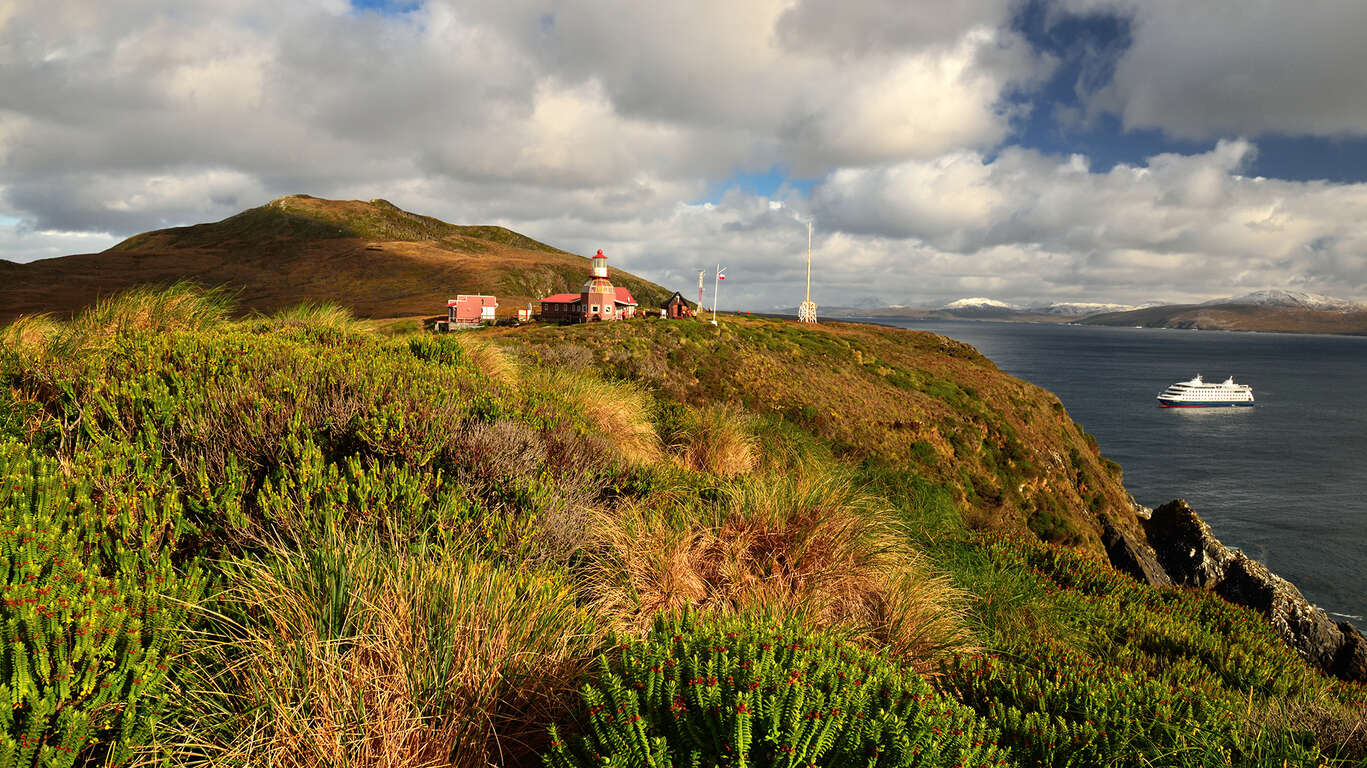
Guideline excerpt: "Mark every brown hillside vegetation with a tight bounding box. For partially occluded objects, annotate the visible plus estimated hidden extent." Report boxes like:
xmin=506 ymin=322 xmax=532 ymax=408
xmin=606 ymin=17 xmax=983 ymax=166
xmin=1 ymin=194 xmax=672 ymax=322
xmin=491 ymin=315 xmax=1143 ymax=552
xmin=1083 ymin=303 xmax=1367 ymax=334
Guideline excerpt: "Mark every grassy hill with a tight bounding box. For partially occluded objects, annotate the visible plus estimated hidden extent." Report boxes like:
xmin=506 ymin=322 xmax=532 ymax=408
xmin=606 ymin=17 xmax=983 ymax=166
xmin=1082 ymin=303 xmax=1367 ymax=334
xmin=1 ymin=287 xmax=1363 ymax=767
xmin=491 ymin=315 xmax=1139 ymax=551
xmin=0 ymin=195 xmax=674 ymax=322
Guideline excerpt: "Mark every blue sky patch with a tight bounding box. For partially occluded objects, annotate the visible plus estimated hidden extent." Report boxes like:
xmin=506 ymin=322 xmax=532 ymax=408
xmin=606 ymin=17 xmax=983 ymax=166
xmin=349 ymin=0 xmax=421 ymax=15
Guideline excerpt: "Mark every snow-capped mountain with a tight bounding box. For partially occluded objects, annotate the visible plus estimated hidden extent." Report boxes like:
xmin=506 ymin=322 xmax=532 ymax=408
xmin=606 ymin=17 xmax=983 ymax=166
xmin=1203 ymin=290 xmax=1365 ymax=312
xmin=941 ymin=297 xmax=1019 ymax=310
xmin=1033 ymin=302 xmax=1137 ymax=316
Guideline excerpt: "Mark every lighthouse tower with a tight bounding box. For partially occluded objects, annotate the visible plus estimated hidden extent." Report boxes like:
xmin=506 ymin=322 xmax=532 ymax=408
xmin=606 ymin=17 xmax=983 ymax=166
xmin=584 ymin=249 xmax=618 ymax=320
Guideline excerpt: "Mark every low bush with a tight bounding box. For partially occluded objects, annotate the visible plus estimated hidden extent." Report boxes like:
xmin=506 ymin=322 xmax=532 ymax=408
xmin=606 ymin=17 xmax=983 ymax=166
xmin=543 ymin=612 xmax=1011 ymax=768
xmin=0 ymin=442 xmax=203 ymax=767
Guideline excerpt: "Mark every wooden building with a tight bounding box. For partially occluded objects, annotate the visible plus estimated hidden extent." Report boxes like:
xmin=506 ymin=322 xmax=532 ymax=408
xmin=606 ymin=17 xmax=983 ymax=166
xmin=662 ymin=291 xmax=695 ymax=319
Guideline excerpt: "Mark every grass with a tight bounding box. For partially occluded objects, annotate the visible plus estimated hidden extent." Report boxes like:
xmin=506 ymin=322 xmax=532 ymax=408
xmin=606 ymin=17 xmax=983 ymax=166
xmin=667 ymin=403 xmax=758 ymax=477
xmin=580 ymin=467 xmax=971 ymax=669
xmin=174 ymin=531 xmax=599 ymax=768
xmin=2 ymin=285 xmax=1364 ymax=767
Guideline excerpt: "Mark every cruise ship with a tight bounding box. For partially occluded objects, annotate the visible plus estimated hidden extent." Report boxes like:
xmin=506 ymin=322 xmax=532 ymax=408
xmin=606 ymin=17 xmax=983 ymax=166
xmin=1156 ymin=375 xmax=1255 ymax=407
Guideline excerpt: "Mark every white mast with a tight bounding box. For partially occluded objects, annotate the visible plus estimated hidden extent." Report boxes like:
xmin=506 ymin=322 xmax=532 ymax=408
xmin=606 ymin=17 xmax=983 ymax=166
xmin=798 ymin=220 xmax=818 ymax=323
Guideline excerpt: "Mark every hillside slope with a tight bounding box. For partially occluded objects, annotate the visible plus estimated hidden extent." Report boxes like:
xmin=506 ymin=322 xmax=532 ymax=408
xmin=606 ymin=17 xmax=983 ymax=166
xmin=1082 ymin=303 xmax=1367 ymax=334
xmin=1 ymin=195 xmax=673 ymax=322
xmin=3 ymin=288 xmax=1363 ymax=766
xmin=493 ymin=315 xmax=1142 ymax=551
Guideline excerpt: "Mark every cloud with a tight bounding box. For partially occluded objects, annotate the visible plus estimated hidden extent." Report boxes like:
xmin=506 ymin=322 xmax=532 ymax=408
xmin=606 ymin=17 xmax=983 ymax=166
xmin=0 ymin=0 xmax=1364 ymax=312
xmin=804 ymin=139 xmax=1367 ymax=304
xmin=0 ymin=0 xmax=1044 ymax=238
xmin=1060 ymin=0 xmax=1367 ymax=140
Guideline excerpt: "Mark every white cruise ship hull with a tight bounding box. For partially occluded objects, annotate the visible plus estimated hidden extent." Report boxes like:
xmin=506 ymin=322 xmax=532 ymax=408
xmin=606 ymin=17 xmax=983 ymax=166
xmin=1156 ymin=397 xmax=1255 ymax=408
xmin=1156 ymin=375 xmax=1255 ymax=407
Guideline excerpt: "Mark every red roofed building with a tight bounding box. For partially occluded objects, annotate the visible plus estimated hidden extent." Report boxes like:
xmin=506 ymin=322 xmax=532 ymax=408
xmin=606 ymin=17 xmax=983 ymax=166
xmin=447 ymin=294 xmax=498 ymax=327
xmin=539 ymin=250 xmax=637 ymax=323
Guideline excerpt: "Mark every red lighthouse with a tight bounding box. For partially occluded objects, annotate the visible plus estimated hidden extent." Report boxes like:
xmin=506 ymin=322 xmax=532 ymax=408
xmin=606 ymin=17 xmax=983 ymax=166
xmin=537 ymin=249 xmax=638 ymax=323
xmin=584 ymin=250 xmax=616 ymax=321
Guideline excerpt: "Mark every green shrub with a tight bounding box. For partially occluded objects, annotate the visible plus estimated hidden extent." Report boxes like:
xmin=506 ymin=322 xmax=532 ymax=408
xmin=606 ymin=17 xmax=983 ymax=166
xmin=544 ymin=612 xmax=1010 ymax=768
xmin=0 ymin=442 xmax=202 ymax=767
xmin=940 ymin=534 xmax=1351 ymax=766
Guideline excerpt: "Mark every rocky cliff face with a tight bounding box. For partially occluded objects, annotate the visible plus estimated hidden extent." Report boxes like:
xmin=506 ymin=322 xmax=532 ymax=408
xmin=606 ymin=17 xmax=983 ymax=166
xmin=1104 ymin=500 xmax=1366 ymax=682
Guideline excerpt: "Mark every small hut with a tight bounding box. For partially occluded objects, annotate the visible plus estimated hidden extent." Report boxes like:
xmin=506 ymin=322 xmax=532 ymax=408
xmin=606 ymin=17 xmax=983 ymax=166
xmin=662 ymin=291 xmax=695 ymax=319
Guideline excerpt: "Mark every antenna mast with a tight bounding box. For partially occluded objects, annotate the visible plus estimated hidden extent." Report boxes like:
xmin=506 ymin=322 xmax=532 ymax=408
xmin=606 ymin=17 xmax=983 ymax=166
xmin=798 ymin=220 xmax=818 ymax=323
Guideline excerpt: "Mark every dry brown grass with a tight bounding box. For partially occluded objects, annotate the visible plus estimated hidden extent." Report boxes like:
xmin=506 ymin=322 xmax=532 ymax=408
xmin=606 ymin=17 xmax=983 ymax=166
xmin=0 ymin=314 xmax=61 ymax=353
xmin=581 ymin=467 xmax=971 ymax=670
xmin=1249 ymin=688 xmax=1367 ymax=763
xmin=672 ymin=404 xmax=757 ymax=477
xmin=457 ymin=333 xmax=518 ymax=387
xmin=524 ymin=368 xmax=661 ymax=467
xmin=175 ymin=535 xmax=600 ymax=768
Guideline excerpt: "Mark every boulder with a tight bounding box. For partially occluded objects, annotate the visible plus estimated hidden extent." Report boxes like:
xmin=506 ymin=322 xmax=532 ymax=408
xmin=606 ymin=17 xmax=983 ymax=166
xmin=1104 ymin=498 xmax=1367 ymax=683
xmin=1141 ymin=500 xmax=1238 ymax=588
xmin=1099 ymin=514 xmax=1171 ymax=587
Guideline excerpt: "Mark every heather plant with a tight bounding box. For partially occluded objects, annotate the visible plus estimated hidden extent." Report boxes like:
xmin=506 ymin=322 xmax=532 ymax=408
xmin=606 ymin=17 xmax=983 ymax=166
xmin=0 ymin=441 xmax=203 ymax=767
xmin=543 ymin=612 xmax=1011 ymax=768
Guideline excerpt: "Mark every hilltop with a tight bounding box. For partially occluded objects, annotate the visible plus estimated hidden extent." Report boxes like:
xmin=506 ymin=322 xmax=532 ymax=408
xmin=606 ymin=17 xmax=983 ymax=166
xmin=0 ymin=194 xmax=673 ymax=322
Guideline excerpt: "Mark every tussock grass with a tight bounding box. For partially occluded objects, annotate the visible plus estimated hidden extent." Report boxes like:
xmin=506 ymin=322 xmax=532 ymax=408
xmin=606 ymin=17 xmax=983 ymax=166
xmin=176 ymin=532 xmax=600 ymax=768
xmin=582 ymin=467 xmax=971 ymax=669
xmin=458 ymin=334 xmax=518 ymax=387
xmin=62 ymin=282 xmax=232 ymax=352
xmin=0 ymin=313 xmax=60 ymax=353
xmin=524 ymin=368 xmax=661 ymax=467
xmin=268 ymin=302 xmax=365 ymax=331
xmin=671 ymin=404 xmax=757 ymax=477
xmin=2 ymin=283 xmax=232 ymax=368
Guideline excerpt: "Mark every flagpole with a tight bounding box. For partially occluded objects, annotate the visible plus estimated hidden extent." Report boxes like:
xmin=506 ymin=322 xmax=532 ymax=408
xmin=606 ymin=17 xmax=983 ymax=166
xmin=712 ymin=263 xmax=721 ymax=325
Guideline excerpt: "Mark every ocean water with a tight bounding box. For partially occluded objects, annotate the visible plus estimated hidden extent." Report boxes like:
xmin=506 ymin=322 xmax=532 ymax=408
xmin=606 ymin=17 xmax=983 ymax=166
xmin=856 ymin=317 xmax=1367 ymax=626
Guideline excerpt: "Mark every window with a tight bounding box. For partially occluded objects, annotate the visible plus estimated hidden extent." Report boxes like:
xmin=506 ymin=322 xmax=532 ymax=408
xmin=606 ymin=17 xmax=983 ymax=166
xmin=591 ymin=305 xmax=599 ymax=312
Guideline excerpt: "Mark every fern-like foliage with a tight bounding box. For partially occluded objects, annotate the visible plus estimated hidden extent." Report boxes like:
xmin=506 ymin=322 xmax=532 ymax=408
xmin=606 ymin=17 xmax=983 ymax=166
xmin=543 ymin=612 xmax=1010 ymax=768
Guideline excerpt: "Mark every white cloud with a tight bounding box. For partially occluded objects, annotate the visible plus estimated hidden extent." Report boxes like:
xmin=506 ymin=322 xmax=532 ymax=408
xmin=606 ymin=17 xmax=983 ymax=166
xmin=0 ymin=0 xmax=1364 ymax=313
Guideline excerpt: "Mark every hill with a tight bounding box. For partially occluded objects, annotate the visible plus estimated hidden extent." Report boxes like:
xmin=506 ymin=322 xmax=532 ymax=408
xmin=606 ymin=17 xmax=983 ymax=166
xmin=1081 ymin=302 xmax=1367 ymax=334
xmin=0 ymin=194 xmax=674 ymax=322
xmin=3 ymin=288 xmax=1364 ymax=766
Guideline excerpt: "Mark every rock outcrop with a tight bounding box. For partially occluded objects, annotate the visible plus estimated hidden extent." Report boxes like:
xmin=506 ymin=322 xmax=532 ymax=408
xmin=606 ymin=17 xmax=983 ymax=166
xmin=1105 ymin=499 xmax=1367 ymax=682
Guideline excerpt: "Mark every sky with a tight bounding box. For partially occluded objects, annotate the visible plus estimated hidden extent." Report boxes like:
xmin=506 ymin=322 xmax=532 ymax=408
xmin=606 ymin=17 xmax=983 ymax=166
xmin=3 ymin=0 xmax=1367 ymax=310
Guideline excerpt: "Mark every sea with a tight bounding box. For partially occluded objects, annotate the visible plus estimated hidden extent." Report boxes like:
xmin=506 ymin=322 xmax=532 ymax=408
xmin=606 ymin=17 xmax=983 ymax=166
xmin=853 ymin=317 xmax=1367 ymax=628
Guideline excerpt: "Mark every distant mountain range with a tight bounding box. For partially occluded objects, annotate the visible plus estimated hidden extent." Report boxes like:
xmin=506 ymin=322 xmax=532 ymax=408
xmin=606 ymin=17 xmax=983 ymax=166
xmin=813 ymin=290 xmax=1367 ymax=335
xmin=0 ymin=195 xmax=673 ymax=322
